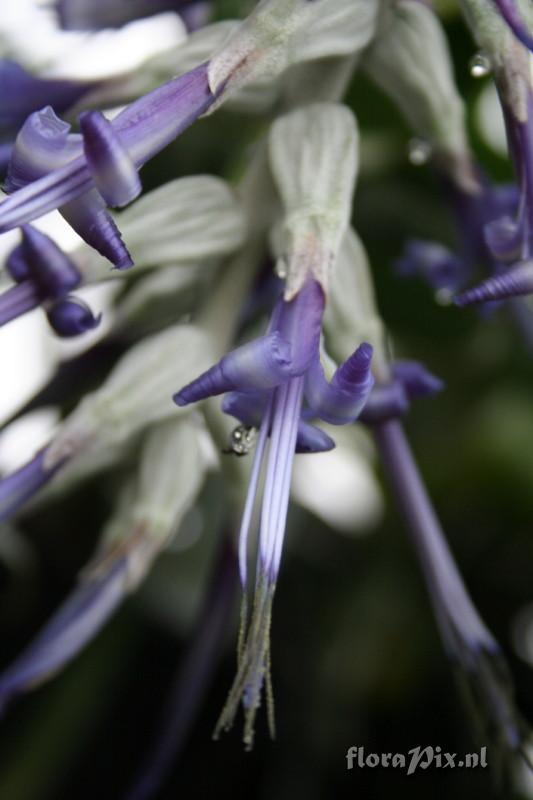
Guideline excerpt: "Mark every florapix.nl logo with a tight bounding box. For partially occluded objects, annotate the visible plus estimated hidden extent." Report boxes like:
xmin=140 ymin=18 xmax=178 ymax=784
xmin=346 ymin=746 xmax=488 ymax=775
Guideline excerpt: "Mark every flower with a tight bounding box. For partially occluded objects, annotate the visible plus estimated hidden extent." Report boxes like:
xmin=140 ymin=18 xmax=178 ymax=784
xmin=174 ymin=278 xmax=373 ymax=745
xmin=0 ymin=223 xmax=100 ymax=337
xmin=0 ymin=59 xmax=97 ymax=174
xmin=0 ymin=62 xmax=216 ymax=265
xmin=451 ymin=1 xmax=533 ymax=306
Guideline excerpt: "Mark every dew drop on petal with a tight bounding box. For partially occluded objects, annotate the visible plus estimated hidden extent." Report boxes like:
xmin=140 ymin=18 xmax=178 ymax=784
xmin=275 ymin=259 xmax=288 ymax=280
xmin=469 ymin=52 xmax=491 ymax=79
xmin=407 ymin=138 xmax=432 ymax=167
xmin=225 ymin=425 xmax=258 ymax=457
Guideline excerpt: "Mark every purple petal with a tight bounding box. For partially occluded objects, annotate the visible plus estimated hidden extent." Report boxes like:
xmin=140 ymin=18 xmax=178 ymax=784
xmin=359 ymin=382 xmax=410 ymax=425
xmin=0 ymin=558 xmax=128 ymax=710
xmin=0 ymin=281 xmax=41 ymax=327
xmin=394 ymin=239 xmax=466 ymax=292
xmin=80 ymin=111 xmax=141 ymax=208
xmin=174 ymin=332 xmax=292 ymax=406
xmin=305 ymin=343 xmax=374 ymax=425
xmin=221 ymin=391 xmax=334 ymax=452
xmin=113 ymin=62 xmax=215 ymax=167
xmin=272 ymin=280 xmax=324 ymax=375
xmin=0 ymin=65 xmax=215 ymax=235
xmin=295 ymin=422 xmax=335 ymax=454
xmin=0 ymin=142 xmax=13 ymax=175
xmin=455 ymin=261 xmax=533 ymax=306
xmin=484 ymin=214 xmax=523 ymax=263
xmin=19 ymin=225 xmax=80 ymax=299
xmin=221 ymin=391 xmax=266 ymax=428
xmin=47 ymin=296 xmax=102 ymax=337
xmin=0 ymin=449 xmax=63 ymax=522
xmin=6 ymin=243 xmax=30 ymax=282
xmin=180 ymin=2 xmax=211 ymax=32
xmin=5 ymin=106 xmax=82 ymax=193
xmin=392 ymin=360 xmax=444 ymax=398
xmin=60 ymin=188 xmax=133 ymax=268
xmin=502 ymin=96 xmax=533 ymax=258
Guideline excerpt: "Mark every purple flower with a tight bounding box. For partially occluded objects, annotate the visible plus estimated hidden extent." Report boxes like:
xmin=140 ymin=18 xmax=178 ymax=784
xmin=174 ymin=279 xmax=374 ymax=745
xmin=358 ymin=357 xmax=526 ymax=755
xmin=359 ymin=359 xmax=443 ymax=424
xmin=0 ymin=224 xmax=99 ymax=336
xmin=56 ymin=0 xmax=211 ymax=33
xmin=395 ymin=170 xmax=519 ymax=300
xmin=452 ymin=92 xmax=533 ymax=306
xmin=0 ymin=60 xmax=97 ymax=176
xmin=394 ymin=239 xmax=466 ymax=294
xmin=47 ymin=296 xmax=102 ymax=337
xmin=0 ymin=62 xmax=216 ymax=266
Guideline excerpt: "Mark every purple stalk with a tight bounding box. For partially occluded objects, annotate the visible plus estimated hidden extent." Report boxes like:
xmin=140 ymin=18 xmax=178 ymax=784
xmin=0 ymin=450 xmax=64 ymax=522
xmin=0 ymin=281 xmax=41 ymax=326
xmin=125 ymin=537 xmax=237 ymax=800
xmin=373 ymin=419 xmax=522 ymax=750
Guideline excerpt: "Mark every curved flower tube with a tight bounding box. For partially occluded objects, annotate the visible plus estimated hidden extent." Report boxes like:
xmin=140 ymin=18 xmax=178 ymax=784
xmin=0 ymin=59 xmax=98 ymax=178
xmin=46 ymin=296 xmax=102 ymax=337
xmin=0 ymin=63 xmax=216 ymax=265
xmin=374 ymin=419 xmax=526 ymax=755
xmin=174 ymin=278 xmax=373 ymax=746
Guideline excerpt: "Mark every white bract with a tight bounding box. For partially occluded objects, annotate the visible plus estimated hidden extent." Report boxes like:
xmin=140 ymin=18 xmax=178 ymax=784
xmin=76 ymin=176 xmax=246 ymax=282
xmin=365 ymin=0 xmax=475 ymax=189
xmin=268 ymin=103 xmax=359 ymax=298
xmin=207 ymin=0 xmax=380 ymax=108
xmin=44 ymin=323 xmax=218 ymax=469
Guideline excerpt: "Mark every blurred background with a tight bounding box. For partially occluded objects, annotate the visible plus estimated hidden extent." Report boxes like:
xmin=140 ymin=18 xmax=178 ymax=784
xmin=1 ymin=1 xmax=533 ymax=798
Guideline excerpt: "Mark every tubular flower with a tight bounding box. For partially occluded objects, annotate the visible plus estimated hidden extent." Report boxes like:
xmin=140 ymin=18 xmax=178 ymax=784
xmin=0 ymin=63 xmax=216 ymax=266
xmin=452 ymin=0 xmax=533 ymax=306
xmin=0 ymin=223 xmax=99 ymax=337
xmin=0 ymin=59 xmax=97 ymax=175
xmin=174 ymin=279 xmax=373 ymax=745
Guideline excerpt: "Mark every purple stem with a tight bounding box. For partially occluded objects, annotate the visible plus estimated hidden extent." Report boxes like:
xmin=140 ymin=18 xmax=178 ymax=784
xmin=0 ymin=281 xmax=41 ymax=326
xmin=372 ymin=419 xmax=497 ymax=659
xmin=125 ymin=537 xmax=237 ymax=800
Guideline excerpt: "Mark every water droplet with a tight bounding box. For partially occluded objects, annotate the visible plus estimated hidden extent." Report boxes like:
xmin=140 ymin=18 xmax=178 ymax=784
xmin=469 ymin=52 xmax=491 ymax=79
xmin=224 ymin=425 xmax=258 ymax=457
xmin=407 ymin=138 xmax=432 ymax=166
xmin=275 ymin=259 xmax=287 ymax=279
